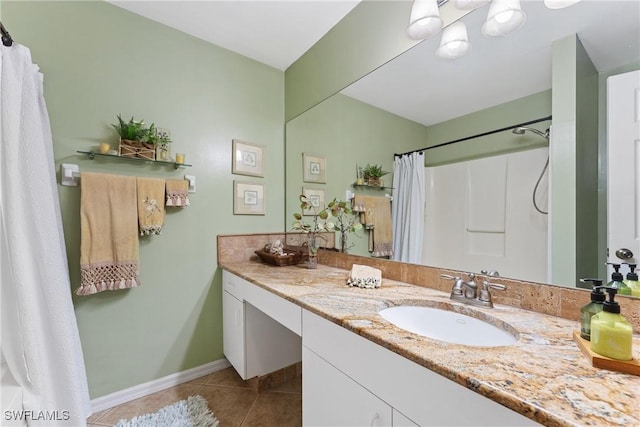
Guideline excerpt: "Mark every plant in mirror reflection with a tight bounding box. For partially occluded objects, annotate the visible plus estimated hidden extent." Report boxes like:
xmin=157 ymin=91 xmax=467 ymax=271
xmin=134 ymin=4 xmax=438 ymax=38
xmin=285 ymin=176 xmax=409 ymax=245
xmin=292 ymin=195 xmax=362 ymax=253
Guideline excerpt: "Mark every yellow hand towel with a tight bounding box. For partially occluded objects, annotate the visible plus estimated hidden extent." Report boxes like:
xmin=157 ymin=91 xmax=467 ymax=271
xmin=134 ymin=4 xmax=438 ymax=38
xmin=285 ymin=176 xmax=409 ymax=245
xmin=370 ymin=196 xmax=393 ymax=258
xmin=166 ymin=179 xmax=190 ymax=207
xmin=352 ymin=195 xmax=393 ymax=258
xmin=78 ymin=172 xmax=140 ymax=295
xmin=137 ymin=177 xmax=166 ymax=235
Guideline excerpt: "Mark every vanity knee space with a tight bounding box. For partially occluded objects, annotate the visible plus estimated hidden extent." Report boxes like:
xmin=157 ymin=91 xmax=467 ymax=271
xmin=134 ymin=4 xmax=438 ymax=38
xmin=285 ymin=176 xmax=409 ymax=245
xmin=222 ymin=271 xmax=301 ymax=380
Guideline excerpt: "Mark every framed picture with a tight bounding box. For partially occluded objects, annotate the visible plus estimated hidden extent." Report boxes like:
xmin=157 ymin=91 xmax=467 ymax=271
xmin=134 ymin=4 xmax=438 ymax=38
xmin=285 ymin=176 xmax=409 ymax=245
xmin=232 ymin=139 xmax=264 ymax=177
xmin=302 ymin=188 xmax=325 ymax=216
xmin=233 ymin=181 xmax=265 ymax=215
xmin=303 ymin=153 xmax=326 ymax=183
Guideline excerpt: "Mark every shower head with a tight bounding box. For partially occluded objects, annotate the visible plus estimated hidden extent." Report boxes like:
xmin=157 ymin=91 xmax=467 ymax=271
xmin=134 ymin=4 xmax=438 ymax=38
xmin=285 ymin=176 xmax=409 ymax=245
xmin=512 ymin=126 xmax=549 ymax=140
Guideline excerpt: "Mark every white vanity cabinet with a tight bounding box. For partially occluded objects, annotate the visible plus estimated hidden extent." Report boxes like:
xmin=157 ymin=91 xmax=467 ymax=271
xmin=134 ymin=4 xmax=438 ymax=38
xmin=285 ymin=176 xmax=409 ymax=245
xmin=302 ymin=310 xmax=539 ymax=427
xmin=303 ymin=346 xmax=393 ymax=426
xmin=222 ymin=271 xmax=301 ymax=380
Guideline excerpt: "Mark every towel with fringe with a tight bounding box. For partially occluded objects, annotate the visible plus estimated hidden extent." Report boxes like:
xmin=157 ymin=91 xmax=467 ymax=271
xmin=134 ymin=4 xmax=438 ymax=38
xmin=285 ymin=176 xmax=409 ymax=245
xmin=352 ymin=195 xmax=393 ymax=258
xmin=347 ymin=264 xmax=382 ymax=289
xmin=78 ymin=172 xmax=140 ymax=295
xmin=137 ymin=177 xmax=166 ymax=235
xmin=166 ymin=179 xmax=190 ymax=207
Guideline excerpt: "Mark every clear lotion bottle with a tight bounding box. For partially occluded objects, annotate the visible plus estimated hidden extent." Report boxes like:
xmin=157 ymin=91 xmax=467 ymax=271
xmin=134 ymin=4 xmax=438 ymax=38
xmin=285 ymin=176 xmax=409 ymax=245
xmin=590 ymin=287 xmax=633 ymax=361
xmin=623 ymin=263 xmax=640 ymax=297
xmin=606 ymin=263 xmax=632 ymax=296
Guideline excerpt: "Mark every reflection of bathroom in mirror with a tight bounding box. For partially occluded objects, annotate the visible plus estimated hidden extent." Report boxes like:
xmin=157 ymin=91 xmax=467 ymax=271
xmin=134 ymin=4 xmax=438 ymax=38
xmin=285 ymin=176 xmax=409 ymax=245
xmin=285 ymin=0 xmax=640 ymax=291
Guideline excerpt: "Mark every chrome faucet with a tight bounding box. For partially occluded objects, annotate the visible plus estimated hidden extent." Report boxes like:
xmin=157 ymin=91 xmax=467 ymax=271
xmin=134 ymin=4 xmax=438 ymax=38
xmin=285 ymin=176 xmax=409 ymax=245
xmin=460 ymin=273 xmax=478 ymax=299
xmin=441 ymin=272 xmax=506 ymax=308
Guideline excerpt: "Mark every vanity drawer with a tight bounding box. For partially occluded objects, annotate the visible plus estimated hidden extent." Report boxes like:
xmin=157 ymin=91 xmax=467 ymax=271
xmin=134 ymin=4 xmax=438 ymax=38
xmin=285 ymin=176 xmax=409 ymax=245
xmin=244 ymin=280 xmax=301 ymax=336
xmin=222 ymin=270 xmax=245 ymax=300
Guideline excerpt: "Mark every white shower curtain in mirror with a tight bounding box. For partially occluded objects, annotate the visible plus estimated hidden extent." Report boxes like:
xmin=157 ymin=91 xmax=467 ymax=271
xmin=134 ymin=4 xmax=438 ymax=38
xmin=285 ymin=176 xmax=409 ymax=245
xmin=391 ymin=152 xmax=425 ymax=263
xmin=1 ymin=42 xmax=91 ymax=425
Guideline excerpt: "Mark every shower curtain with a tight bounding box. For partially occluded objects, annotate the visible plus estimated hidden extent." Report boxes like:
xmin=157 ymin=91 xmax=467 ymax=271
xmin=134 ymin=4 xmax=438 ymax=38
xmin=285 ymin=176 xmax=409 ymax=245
xmin=1 ymin=42 xmax=91 ymax=425
xmin=391 ymin=152 xmax=425 ymax=263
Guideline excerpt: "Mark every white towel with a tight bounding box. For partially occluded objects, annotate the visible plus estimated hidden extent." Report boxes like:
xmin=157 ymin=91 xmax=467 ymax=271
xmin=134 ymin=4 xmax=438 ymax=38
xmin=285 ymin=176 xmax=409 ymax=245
xmin=347 ymin=264 xmax=382 ymax=289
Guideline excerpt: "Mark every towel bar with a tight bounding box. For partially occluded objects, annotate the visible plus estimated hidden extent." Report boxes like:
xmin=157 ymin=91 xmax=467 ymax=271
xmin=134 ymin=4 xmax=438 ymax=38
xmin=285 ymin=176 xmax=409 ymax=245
xmin=59 ymin=163 xmax=196 ymax=193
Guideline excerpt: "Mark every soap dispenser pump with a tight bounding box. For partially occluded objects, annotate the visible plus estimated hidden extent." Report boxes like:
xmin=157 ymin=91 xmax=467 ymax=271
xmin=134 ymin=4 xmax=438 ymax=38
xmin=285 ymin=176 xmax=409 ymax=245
xmin=606 ymin=263 xmax=632 ymax=296
xmin=623 ymin=263 xmax=640 ymax=297
xmin=590 ymin=287 xmax=633 ymax=361
xmin=579 ymin=278 xmax=605 ymax=340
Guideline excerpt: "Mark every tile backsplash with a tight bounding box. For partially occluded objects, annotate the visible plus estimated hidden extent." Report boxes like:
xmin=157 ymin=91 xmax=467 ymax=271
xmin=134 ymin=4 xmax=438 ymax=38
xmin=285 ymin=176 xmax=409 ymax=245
xmin=218 ymin=233 xmax=640 ymax=333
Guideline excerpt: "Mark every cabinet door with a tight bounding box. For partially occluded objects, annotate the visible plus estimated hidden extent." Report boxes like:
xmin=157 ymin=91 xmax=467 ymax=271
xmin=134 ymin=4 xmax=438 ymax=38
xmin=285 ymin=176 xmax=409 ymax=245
xmin=393 ymin=409 xmax=418 ymax=427
xmin=303 ymin=346 xmax=392 ymax=427
xmin=222 ymin=290 xmax=246 ymax=378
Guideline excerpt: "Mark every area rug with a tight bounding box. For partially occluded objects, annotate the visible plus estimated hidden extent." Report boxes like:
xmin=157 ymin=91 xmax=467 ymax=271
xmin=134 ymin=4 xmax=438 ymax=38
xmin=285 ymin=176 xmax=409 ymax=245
xmin=114 ymin=395 xmax=219 ymax=427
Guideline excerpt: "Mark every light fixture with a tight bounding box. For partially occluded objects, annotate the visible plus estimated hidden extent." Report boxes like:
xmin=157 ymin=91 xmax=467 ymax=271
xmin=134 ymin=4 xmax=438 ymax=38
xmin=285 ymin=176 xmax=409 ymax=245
xmin=453 ymin=0 xmax=491 ymax=10
xmin=406 ymin=0 xmax=443 ymax=40
xmin=436 ymin=21 xmax=471 ymax=59
xmin=543 ymin=0 xmax=581 ymax=9
xmin=481 ymin=0 xmax=526 ymax=37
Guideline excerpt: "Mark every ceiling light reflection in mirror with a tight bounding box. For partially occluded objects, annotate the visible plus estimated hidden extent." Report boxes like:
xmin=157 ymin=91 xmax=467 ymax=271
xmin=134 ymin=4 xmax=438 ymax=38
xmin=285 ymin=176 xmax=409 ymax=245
xmin=410 ymin=0 xmax=584 ymax=60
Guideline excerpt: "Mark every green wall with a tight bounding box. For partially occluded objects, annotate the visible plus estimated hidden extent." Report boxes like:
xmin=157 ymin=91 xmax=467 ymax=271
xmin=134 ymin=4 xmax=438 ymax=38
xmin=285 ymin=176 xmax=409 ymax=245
xmin=550 ymin=35 xmax=599 ymax=287
xmin=424 ymin=90 xmax=551 ymax=166
xmin=285 ymin=93 xmax=427 ymax=257
xmin=4 ymin=1 xmax=284 ymax=398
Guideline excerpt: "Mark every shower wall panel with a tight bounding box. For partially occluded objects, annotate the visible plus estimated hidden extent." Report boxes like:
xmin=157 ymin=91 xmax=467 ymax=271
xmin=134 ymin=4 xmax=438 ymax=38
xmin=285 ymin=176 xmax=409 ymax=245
xmin=423 ymin=148 xmax=548 ymax=283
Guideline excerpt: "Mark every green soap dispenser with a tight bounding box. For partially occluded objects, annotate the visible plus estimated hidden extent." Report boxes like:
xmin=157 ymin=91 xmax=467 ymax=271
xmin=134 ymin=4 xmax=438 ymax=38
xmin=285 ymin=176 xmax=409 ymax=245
xmin=590 ymin=287 xmax=633 ymax=361
xmin=579 ymin=278 xmax=605 ymax=340
xmin=623 ymin=263 xmax=640 ymax=298
xmin=606 ymin=263 xmax=632 ymax=296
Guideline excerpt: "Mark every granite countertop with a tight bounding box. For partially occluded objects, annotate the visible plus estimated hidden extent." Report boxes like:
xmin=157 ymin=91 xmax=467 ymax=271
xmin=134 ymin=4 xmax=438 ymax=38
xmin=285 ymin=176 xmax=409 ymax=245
xmin=221 ymin=261 xmax=640 ymax=427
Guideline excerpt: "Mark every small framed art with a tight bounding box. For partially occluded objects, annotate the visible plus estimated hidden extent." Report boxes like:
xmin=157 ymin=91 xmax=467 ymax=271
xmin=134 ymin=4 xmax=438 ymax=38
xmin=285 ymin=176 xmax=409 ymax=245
xmin=302 ymin=188 xmax=325 ymax=216
xmin=303 ymin=153 xmax=326 ymax=183
xmin=232 ymin=139 xmax=264 ymax=177
xmin=233 ymin=181 xmax=265 ymax=215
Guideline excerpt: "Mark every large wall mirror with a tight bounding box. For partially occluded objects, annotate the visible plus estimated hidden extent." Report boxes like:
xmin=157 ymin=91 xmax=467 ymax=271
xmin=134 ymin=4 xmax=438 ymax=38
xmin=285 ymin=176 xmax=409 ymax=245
xmin=285 ymin=1 xmax=640 ymax=291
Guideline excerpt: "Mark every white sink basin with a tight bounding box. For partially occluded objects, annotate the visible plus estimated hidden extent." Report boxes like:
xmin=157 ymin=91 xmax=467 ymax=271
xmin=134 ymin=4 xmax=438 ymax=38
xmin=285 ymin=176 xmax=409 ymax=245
xmin=379 ymin=306 xmax=518 ymax=347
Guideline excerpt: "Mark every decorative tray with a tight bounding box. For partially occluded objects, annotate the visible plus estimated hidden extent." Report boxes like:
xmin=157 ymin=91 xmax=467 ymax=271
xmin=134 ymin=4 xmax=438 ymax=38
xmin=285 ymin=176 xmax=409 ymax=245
xmin=573 ymin=331 xmax=639 ymax=376
xmin=254 ymin=246 xmax=306 ymax=267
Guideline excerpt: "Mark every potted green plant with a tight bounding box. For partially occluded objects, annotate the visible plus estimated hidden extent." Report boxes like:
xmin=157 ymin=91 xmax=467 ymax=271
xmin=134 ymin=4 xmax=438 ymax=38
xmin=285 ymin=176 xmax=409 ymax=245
xmin=362 ymin=163 xmax=390 ymax=187
xmin=111 ymin=114 xmax=171 ymax=160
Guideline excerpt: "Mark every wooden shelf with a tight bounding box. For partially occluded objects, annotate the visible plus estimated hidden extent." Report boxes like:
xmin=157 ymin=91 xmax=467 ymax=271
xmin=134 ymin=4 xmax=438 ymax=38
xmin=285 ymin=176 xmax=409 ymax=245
xmin=77 ymin=150 xmax=191 ymax=169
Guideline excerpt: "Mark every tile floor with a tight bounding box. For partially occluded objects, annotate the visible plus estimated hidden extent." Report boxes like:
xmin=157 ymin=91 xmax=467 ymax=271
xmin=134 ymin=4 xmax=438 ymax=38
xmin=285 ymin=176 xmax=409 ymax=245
xmin=87 ymin=367 xmax=302 ymax=427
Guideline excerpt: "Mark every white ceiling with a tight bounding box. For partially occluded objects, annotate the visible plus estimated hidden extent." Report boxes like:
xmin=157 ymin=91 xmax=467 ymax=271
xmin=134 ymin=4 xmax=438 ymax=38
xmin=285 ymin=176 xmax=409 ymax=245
xmin=343 ymin=0 xmax=640 ymax=126
xmin=107 ymin=0 xmax=360 ymax=71
xmin=108 ymin=1 xmax=640 ymax=126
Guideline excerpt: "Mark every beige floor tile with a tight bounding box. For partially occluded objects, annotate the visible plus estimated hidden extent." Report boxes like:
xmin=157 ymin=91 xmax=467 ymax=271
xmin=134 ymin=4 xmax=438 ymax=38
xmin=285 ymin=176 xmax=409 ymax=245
xmin=241 ymin=391 xmax=302 ymax=427
xmin=87 ymin=408 xmax=111 ymax=424
xmin=97 ymin=382 xmax=202 ymax=425
xmin=204 ymin=366 xmax=256 ymax=389
xmin=87 ymin=368 xmax=302 ymax=427
xmin=197 ymin=384 xmax=259 ymax=427
xmin=266 ymin=375 xmax=302 ymax=394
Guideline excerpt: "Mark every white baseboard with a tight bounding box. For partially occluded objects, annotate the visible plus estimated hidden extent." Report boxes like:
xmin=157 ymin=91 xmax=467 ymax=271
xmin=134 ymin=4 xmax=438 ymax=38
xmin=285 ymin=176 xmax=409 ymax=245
xmin=90 ymin=358 xmax=231 ymax=413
